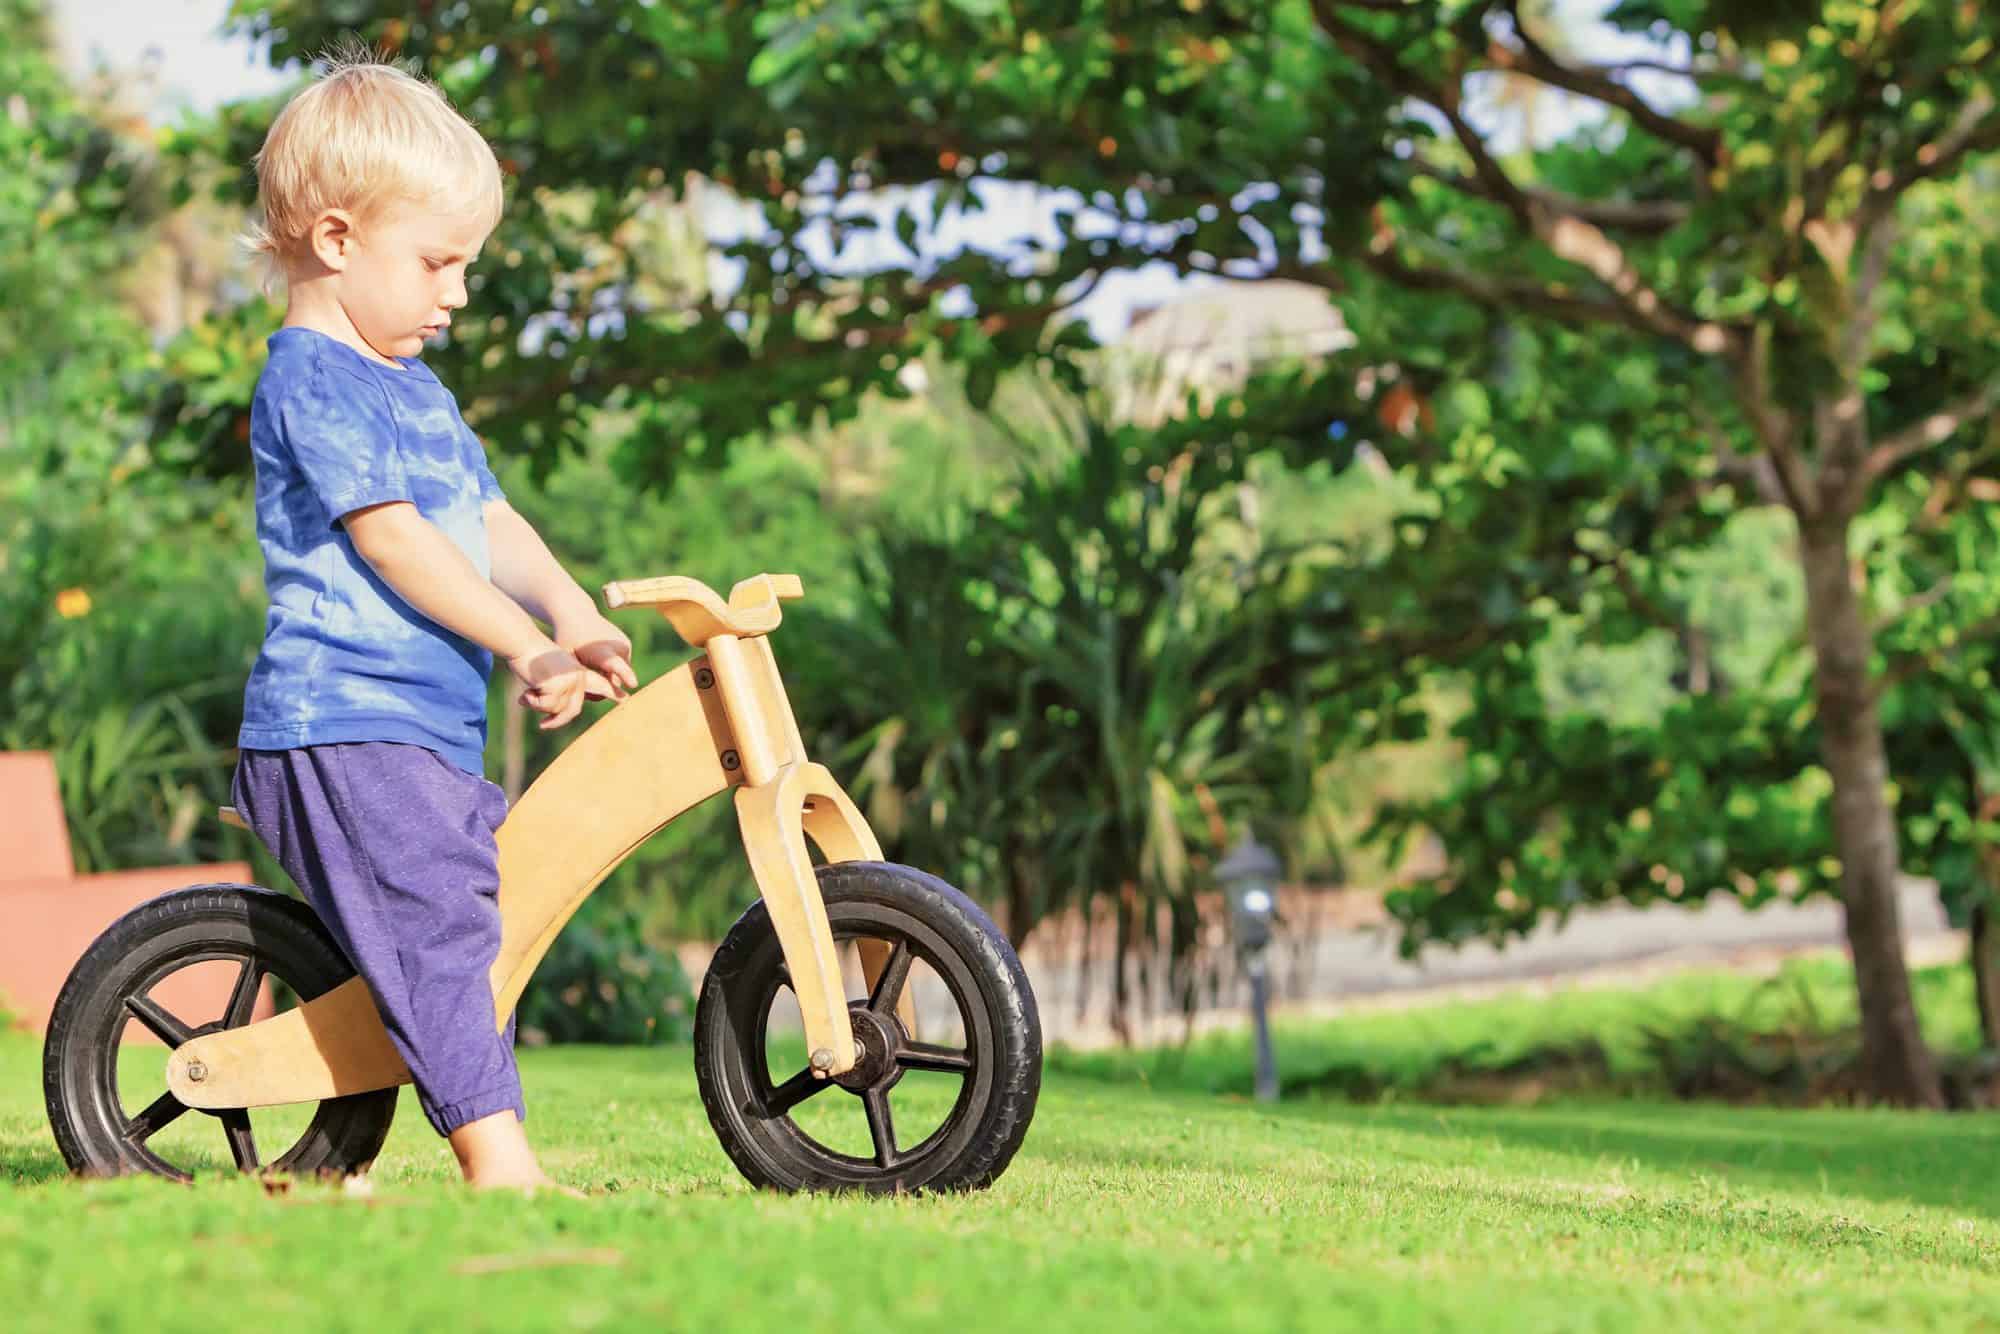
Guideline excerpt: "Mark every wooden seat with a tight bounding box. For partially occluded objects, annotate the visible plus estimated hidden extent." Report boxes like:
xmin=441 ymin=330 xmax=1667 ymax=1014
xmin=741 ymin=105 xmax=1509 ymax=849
xmin=602 ymin=572 xmax=802 ymax=647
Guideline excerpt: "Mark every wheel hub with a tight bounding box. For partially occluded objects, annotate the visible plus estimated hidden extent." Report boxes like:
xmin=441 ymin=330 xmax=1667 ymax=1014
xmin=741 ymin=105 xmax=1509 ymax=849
xmin=183 ymin=1021 xmax=232 ymax=1119
xmin=831 ymin=1004 xmax=904 ymax=1091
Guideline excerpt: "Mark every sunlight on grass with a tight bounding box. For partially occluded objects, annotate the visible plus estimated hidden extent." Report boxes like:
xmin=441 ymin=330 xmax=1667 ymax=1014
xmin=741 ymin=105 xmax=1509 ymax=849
xmin=6 ymin=965 xmax=2000 ymax=1333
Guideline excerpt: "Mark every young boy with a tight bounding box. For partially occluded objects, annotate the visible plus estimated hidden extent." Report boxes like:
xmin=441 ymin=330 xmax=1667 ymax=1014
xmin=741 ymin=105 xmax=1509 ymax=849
xmin=228 ymin=53 xmax=637 ymax=1192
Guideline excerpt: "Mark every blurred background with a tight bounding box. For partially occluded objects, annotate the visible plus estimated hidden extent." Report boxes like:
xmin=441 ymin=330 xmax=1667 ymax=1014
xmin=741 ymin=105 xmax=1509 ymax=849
xmin=8 ymin=0 xmax=2000 ymax=1111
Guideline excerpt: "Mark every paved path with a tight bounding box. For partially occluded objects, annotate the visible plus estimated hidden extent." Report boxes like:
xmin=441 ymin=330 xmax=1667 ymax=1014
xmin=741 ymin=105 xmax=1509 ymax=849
xmin=1018 ymin=880 xmax=1959 ymax=1049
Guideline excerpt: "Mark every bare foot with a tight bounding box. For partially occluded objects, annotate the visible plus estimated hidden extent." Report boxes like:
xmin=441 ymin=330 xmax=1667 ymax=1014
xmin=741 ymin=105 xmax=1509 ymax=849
xmin=468 ymin=1171 xmax=588 ymax=1200
xmin=449 ymin=1109 xmax=549 ymax=1186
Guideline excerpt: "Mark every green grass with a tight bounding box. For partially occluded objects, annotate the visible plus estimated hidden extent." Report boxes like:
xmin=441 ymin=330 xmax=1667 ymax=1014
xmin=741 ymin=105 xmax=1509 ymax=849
xmin=4 ymin=972 xmax=2000 ymax=1332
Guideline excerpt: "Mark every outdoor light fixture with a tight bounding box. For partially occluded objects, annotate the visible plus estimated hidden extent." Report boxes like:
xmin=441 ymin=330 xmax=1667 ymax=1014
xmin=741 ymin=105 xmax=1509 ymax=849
xmin=1216 ymin=833 xmax=1283 ymax=1102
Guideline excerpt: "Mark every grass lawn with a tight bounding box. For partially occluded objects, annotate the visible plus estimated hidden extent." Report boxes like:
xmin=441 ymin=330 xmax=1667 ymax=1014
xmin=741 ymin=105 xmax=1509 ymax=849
xmin=2 ymin=972 xmax=1997 ymax=1332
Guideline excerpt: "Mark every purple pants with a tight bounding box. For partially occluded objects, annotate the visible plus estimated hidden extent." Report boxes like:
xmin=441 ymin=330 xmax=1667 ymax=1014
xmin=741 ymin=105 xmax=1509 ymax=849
xmin=231 ymin=742 xmax=526 ymax=1136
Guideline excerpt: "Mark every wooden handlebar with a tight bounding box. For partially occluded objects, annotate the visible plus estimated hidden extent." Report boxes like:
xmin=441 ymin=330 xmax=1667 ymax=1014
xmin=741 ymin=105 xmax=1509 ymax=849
xmin=602 ymin=572 xmax=804 ymax=646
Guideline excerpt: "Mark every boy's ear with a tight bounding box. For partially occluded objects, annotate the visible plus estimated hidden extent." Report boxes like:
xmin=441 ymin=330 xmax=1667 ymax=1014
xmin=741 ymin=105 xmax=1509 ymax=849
xmin=306 ymin=209 xmax=356 ymax=273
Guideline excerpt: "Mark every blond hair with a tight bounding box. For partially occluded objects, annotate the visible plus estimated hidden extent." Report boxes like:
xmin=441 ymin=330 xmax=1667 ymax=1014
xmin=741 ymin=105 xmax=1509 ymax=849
xmin=245 ymin=46 xmax=503 ymax=283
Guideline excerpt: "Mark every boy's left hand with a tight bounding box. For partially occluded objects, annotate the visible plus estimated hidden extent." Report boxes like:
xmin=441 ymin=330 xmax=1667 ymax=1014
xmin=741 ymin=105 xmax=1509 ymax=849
xmin=554 ymin=612 xmax=640 ymax=701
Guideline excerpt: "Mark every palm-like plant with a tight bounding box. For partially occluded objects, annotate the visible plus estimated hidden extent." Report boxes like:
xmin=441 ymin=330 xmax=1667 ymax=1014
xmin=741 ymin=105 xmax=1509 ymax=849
xmin=795 ymin=383 xmax=1341 ymax=1038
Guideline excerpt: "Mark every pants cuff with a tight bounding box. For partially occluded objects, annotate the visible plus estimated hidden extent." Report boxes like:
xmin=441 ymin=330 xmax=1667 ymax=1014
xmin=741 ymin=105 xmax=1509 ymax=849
xmin=423 ymin=1084 xmax=527 ymax=1137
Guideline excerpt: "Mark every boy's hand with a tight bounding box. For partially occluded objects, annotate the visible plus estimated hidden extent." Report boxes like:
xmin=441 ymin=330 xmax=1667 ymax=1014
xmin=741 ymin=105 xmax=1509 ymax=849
xmin=505 ymin=643 xmax=615 ymax=730
xmin=553 ymin=611 xmax=639 ymax=701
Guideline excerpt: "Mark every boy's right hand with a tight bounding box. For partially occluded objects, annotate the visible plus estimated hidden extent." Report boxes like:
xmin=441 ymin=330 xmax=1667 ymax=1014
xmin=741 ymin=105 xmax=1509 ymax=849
xmin=505 ymin=642 xmax=617 ymax=731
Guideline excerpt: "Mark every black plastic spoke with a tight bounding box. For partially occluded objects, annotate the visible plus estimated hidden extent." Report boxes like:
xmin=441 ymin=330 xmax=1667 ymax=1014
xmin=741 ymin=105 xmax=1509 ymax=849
xmin=862 ymin=1087 xmax=898 ymax=1168
xmin=223 ymin=960 xmax=263 ymax=1028
xmin=759 ymin=1068 xmax=832 ymax=1119
xmin=123 ymin=994 xmax=195 ymax=1048
xmin=865 ymin=938 xmax=914 ymax=1016
xmin=897 ymin=1041 xmax=973 ymax=1075
xmin=123 ymin=1091 xmax=189 ymax=1144
xmin=220 ymin=1109 xmax=259 ymax=1172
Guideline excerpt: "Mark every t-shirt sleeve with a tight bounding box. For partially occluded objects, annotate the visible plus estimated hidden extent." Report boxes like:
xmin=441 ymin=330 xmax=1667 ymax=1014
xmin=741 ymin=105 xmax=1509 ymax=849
xmin=273 ymin=364 xmax=413 ymax=528
xmin=472 ymin=446 xmax=506 ymax=505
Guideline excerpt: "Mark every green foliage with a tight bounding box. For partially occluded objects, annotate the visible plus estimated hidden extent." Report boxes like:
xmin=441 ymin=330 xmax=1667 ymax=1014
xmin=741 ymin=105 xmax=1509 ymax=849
xmin=786 ymin=377 xmax=1350 ymax=1011
xmin=515 ymin=900 xmax=694 ymax=1047
xmin=0 ymin=0 xmax=155 ymax=479
xmin=143 ymin=0 xmax=1402 ymax=483
xmin=0 ymin=0 xmax=265 ymax=875
xmin=1 ymin=466 xmax=264 ymax=871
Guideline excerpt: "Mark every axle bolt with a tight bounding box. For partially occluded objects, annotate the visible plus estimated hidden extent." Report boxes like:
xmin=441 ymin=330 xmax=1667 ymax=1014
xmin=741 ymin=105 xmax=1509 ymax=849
xmin=186 ymin=1061 xmax=208 ymax=1083
xmin=809 ymin=1047 xmax=835 ymax=1074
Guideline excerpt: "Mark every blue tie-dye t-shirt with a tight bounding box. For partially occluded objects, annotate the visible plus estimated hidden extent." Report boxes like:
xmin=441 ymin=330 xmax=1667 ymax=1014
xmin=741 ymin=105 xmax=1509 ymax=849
xmin=238 ymin=327 xmax=506 ymax=775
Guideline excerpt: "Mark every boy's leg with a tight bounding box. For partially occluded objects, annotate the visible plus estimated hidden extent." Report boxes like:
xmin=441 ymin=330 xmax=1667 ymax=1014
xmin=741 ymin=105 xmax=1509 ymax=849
xmin=448 ymin=1109 xmax=548 ymax=1188
xmin=232 ymin=744 xmax=529 ymax=1145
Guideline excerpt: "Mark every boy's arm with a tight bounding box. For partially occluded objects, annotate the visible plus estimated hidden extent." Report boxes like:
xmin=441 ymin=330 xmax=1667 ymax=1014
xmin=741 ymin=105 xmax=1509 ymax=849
xmin=345 ymin=501 xmax=551 ymax=663
xmin=483 ymin=498 xmax=640 ymax=694
xmin=482 ymin=498 xmax=597 ymax=628
xmin=344 ymin=501 xmax=609 ymax=727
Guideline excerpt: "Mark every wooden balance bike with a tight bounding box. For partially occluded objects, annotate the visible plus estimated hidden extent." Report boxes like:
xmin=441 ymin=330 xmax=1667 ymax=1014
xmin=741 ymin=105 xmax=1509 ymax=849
xmin=42 ymin=572 xmax=1042 ymax=1193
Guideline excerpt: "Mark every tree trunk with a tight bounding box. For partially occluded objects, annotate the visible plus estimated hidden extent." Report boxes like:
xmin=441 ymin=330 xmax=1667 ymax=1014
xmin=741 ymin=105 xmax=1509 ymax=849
xmin=1973 ymin=899 xmax=2000 ymax=1050
xmin=1110 ymin=882 xmax=1137 ymax=1045
xmin=501 ymin=696 xmax=527 ymax=804
xmin=1000 ymin=832 xmax=1038 ymax=952
xmin=1797 ymin=517 xmax=1944 ymax=1106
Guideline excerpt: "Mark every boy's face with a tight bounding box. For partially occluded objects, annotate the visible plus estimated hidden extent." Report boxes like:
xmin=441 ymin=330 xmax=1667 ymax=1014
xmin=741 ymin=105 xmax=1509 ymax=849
xmin=321 ymin=204 xmax=491 ymax=362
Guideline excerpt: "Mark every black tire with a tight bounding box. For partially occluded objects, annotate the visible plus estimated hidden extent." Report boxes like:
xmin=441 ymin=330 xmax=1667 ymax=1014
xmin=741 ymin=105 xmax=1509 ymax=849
xmin=43 ymin=883 xmax=398 ymax=1181
xmin=695 ymin=861 xmax=1041 ymax=1194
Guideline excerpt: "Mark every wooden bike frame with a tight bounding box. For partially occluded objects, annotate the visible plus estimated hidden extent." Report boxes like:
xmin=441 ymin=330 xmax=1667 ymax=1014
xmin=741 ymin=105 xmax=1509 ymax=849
xmin=167 ymin=573 xmax=898 ymax=1111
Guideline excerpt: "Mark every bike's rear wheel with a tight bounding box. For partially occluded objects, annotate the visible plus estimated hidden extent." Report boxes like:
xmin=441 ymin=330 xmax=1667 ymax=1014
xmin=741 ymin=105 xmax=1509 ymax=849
xmin=43 ymin=884 xmax=398 ymax=1181
xmin=694 ymin=861 xmax=1041 ymax=1193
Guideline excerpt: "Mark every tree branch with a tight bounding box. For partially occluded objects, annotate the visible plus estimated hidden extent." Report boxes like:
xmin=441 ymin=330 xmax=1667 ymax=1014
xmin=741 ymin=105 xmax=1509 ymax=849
xmin=1406 ymin=160 xmax=1689 ymax=234
xmin=1859 ymin=91 xmax=2000 ymax=228
xmin=1871 ymin=576 xmax=1954 ymax=636
xmin=1691 ymin=396 xmax=1788 ymax=508
xmin=1876 ymin=608 xmax=2000 ymax=697
xmin=1526 ymin=209 xmax=1734 ymax=354
xmin=1609 ymin=558 xmax=1685 ymax=636
xmin=1313 ymin=4 xmax=1734 ymax=357
xmin=1360 ymin=244 xmax=1679 ymax=335
xmin=1491 ymin=1 xmax=1723 ymax=165
xmin=1864 ymin=379 xmax=2000 ymax=483
xmin=1838 ymin=213 xmax=1899 ymax=375
xmin=1593 ymin=57 xmax=1751 ymax=82
xmin=1738 ymin=324 xmax=1816 ymax=518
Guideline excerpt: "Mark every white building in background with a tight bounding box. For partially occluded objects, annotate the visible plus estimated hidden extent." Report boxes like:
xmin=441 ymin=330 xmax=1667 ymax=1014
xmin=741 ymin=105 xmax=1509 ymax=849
xmin=1102 ymin=278 xmax=1354 ymax=426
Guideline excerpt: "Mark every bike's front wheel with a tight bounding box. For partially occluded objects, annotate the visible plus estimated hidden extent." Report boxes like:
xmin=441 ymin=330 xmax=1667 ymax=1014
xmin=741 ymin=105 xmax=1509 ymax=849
xmin=694 ymin=862 xmax=1041 ymax=1194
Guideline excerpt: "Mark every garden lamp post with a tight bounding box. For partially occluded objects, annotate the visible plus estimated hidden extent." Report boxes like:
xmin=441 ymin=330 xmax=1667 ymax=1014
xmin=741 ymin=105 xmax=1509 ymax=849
xmin=1217 ymin=835 xmax=1282 ymax=1102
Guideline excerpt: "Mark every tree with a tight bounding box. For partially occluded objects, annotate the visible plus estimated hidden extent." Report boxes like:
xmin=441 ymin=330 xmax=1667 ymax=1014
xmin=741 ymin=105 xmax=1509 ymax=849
xmin=1285 ymin=0 xmax=2000 ymax=1108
